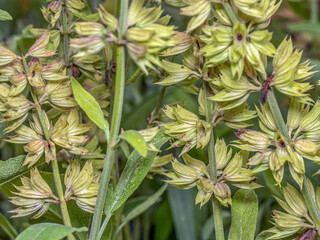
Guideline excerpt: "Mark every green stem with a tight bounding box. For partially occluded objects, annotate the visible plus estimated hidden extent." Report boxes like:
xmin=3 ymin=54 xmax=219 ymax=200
xmin=61 ymin=0 xmax=70 ymax=74
xmin=266 ymin=91 xmax=291 ymax=141
xmin=222 ymin=2 xmax=239 ymax=24
xmin=89 ymin=0 xmax=128 ymax=238
xmin=154 ymin=87 xmax=167 ymax=117
xmin=23 ymin=60 xmax=74 ymax=238
xmin=310 ymin=0 xmax=318 ymax=23
xmin=203 ymin=82 xmax=224 ymax=240
xmin=92 ymin=0 xmax=99 ymax=12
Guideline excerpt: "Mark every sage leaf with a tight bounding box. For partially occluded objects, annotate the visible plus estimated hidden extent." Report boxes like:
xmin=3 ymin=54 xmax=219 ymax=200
xmin=228 ymin=189 xmax=258 ymax=240
xmin=104 ymin=131 xmax=169 ymax=215
xmin=0 ymin=155 xmax=28 ymax=186
xmin=0 ymin=9 xmax=12 ymax=21
xmin=119 ymin=130 xmax=147 ymax=157
xmin=71 ymin=77 xmax=109 ymax=139
xmin=16 ymin=223 xmax=87 ymax=240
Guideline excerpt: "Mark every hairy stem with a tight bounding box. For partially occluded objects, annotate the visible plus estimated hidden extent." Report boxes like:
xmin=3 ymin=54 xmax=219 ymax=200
xmin=204 ymin=82 xmax=224 ymax=240
xmin=222 ymin=1 xmax=239 ymax=24
xmin=62 ymin=0 xmax=70 ymax=74
xmin=267 ymin=91 xmax=291 ymax=141
xmin=89 ymin=0 xmax=128 ymax=239
xmin=23 ymin=59 xmax=73 ymax=238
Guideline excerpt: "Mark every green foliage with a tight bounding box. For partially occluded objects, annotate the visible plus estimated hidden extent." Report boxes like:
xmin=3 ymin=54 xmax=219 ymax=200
xmin=228 ymin=189 xmax=258 ymax=240
xmin=0 ymin=155 xmax=27 ymax=186
xmin=0 ymin=0 xmax=320 ymax=240
xmin=104 ymin=131 xmax=170 ymax=215
xmin=119 ymin=130 xmax=147 ymax=157
xmin=115 ymin=184 xmax=167 ymax=236
xmin=71 ymin=77 xmax=110 ymax=138
xmin=15 ymin=223 xmax=87 ymax=240
xmin=0 ymin=212 xmax=17 ymax=239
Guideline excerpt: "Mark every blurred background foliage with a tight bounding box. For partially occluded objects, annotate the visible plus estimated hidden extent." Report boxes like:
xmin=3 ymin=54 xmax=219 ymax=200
xmin=0 ymin=0 xmax=319 ymax=239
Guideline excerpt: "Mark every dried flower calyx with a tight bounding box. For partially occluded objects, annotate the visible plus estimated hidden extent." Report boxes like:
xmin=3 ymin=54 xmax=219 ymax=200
xmin=64 ymin=160 xmax=99 ymax=213
xmin=10 ymin=168 xmax=58 ymax=219
xmin=165 ymin=139 xmax=258 ymax=207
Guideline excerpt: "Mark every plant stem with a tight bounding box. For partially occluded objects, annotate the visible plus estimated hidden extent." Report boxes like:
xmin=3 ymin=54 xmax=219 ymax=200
xmin=61 ymin=0 xmax=70 ymax=74
xmin=23 ymin=60 xmax=74 ymax=238
xmin=89 ymin=0 xmax=128 ymax=239
xmin=91 ymin=0 xmax=99 ymax=12
xmin=266 ymin=91 xmax=291 ymax=141
xmin=310 ymin=0 xmax=318 ymax=23
xmin=222 ymin=1 xmax=239 ymax=24
xmin=203 ymin=82 xmax=224 ymax=240
xmin=154 ymin=87 xmax=167 ymax=116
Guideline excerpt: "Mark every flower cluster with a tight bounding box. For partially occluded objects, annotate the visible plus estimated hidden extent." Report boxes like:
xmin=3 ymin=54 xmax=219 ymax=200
xmin=234 ymin=100 xmax=320 ymax=187
xmin=0 ymin=0 xmax=104 ymax=220
xmin=165 ymin=139 xmax=257 ymax=207
xmin=10 ymin=168 xmax=58 ymax=218
xmin=71 ymin=0 xmax=175 ymax=75
xmin=64 ymin=161 xmax=99 ymax=213
xmin=267 ymin=181 xmax=320 ymax=239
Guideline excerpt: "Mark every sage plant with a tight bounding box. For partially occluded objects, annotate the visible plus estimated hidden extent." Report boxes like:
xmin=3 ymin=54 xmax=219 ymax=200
xmin=0 ymin=0 xmax=319 ymax=240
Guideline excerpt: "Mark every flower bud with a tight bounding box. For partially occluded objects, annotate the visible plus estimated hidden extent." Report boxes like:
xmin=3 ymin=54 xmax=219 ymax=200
xmin=272 ymin=211 xmax=304 ymax=229
xmin=98 ymin=5 xmax=118 ymax=31
xmin=295 ymin=139 xmax=319 ymax=156
xmin=236 ymin=129 xmax=270 ymax=150
xmin=0 ymin=46 xmax=19 ymax=66
xmin=283 ymin=184 xmax=308 ymax=218
xmin=75 ymin=22 xmax=105 ymax=36
xmin=27 ymin=32 xmax=55 ymax=58
xmin=213 ymin=182 xmax=231 ymax=199
xmin=195 ymin=178 xmax=214 ymax=207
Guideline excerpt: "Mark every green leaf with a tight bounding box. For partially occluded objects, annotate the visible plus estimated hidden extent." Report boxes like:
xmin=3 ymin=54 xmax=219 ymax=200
xmin=16 ymin=223 xmax=87 ymax=240
xmin=0 ymin=155 xmax=31 ymax=186
xmin=289 ymin=22 xmax=320 ymax=39
xmin=228 ymin=189 xmax=258 ymax=240
xmin=104 ymin=131 xmax=169 ymax=215
xmin=0 ymin=212 xmax=17 ymax=239
xmin=167 ymin=186 xmax=196 ymax=240
xmin=68 ymin=201 xmax=92 ymax=240
xmin=116 ymin=184 xmax=167 ymax=236
xmin=0 ymin=9 xmax=12 ymax=21
xmin=153 ymin=200 xmax=173 ymax=240
xmin=119 ymin=130 xmax=147 ymax=157
xmin=71 ymin=77 xmax=109 ymax=138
